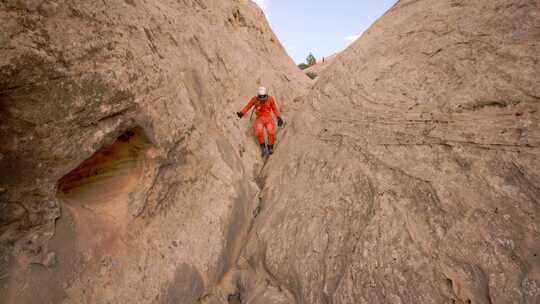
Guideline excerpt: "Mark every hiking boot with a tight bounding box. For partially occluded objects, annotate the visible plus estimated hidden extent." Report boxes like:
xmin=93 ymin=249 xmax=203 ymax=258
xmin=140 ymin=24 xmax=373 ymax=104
xmin=260 ymin=144 xmax=268 ymax=157
xmin=267 ymin=145 xmax=274 ymax=155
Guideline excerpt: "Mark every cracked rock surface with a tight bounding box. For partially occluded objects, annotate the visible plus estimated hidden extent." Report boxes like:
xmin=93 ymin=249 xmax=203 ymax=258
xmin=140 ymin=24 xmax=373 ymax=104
xmin=239 ymin=0 xmax=539 ymax=303
xmin=1 ymin=0 xmax=539 ymax=304
xmin=0 ymin=0 xmax=307 ymax=303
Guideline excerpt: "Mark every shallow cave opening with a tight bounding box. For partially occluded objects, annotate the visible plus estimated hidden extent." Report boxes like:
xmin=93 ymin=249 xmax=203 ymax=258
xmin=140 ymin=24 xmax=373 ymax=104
xmin=56 ymin=128 xmax=151 ymax=236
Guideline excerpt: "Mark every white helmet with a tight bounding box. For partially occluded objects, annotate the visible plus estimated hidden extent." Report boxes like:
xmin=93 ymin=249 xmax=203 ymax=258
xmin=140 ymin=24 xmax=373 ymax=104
xmin=257 ymin=87 xmax=268 ymax=100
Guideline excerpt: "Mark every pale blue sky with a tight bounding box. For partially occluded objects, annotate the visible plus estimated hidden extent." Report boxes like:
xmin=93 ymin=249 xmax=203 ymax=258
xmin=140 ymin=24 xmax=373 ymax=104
xmin=253 ymin=0 xmax=397 ymax=63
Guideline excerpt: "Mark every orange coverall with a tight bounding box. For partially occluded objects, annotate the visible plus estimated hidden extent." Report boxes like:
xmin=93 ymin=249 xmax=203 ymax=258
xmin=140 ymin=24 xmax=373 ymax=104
xmin=240 ymin=96 xmax=281 ymax=145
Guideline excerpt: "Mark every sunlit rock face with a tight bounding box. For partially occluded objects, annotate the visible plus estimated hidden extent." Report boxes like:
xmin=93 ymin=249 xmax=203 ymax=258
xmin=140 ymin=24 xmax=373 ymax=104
xmin=1 ymin=0 xmax=539 ymax=303
xmin=0 ymin=0 xmax=308 ymax=303
xmin=240 ymin=0 xmax=540 ymax=303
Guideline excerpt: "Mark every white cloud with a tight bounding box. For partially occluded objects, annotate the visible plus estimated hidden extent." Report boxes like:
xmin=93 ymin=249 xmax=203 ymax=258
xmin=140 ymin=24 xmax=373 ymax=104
xmin=253 ymin=0 xmax=268 ymax=10
xmin=344 ymin=33 xmax=363 ymax=42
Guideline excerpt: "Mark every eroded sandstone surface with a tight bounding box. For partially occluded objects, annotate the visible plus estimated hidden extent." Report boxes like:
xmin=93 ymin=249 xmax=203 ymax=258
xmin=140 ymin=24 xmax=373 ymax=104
xmin=1 ymin=0 xmax=539 ymax=304
xmin=239 ymin=0 xmax=540 ymax=303
xmin=0 ymin=0 xmax=308 ymax=303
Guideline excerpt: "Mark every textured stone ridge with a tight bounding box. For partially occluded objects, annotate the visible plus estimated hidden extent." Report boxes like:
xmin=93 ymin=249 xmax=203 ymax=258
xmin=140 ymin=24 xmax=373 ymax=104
xmin=0 ymin=0 xmax=308 ymax=303
xmin=2 ymin=0 xmax=539 ymax=303
xmin=241 ymin=0 xmax=540 ymax=303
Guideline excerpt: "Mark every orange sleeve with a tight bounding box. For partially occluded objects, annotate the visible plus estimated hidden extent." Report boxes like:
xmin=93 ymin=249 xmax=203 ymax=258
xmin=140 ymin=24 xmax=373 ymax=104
xmin=270 ymin=96 xmax=281 ymax=118
xmin=241 ymin=97 xmax=256 ymax=114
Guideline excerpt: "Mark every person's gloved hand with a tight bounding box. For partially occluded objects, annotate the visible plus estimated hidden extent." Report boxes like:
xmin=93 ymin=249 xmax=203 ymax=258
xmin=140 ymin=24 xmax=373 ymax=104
xmin=237 ymin=112 xmax=244 ymax=118
xmin=277 ymin=117 xmax=284 ymax=128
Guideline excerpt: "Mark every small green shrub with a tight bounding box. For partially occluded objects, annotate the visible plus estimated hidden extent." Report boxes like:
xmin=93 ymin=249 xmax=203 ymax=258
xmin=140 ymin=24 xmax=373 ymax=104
xmin=306 ymin=52 xmax=316 ymax=66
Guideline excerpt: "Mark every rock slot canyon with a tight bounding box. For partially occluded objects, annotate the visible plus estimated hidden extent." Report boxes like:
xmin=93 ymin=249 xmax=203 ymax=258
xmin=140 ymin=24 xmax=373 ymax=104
xmin=1 ymin=0 xmax=539 ymax=304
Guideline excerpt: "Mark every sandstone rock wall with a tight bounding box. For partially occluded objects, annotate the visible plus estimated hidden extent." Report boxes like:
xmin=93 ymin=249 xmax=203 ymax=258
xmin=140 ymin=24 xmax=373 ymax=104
xmin=2 ymin=0 xmax=539 ymax=303
xmin=0 ymin=1 xmax=308 ymax=303
xmin=241 ymin=0 xmax=540 ymax=303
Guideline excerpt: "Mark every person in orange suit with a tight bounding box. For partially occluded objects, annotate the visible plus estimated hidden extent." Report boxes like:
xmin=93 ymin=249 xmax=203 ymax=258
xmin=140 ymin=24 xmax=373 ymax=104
xmin=237 ymin=87 xmax=284 ymax=157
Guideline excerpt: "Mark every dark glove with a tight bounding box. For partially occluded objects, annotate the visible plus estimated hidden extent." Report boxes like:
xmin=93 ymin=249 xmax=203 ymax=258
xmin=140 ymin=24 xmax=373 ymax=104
xmin=237 ymin=112 xmax=244 ymax=118
xmin=277 ymin=117 xmax=284 ymax=128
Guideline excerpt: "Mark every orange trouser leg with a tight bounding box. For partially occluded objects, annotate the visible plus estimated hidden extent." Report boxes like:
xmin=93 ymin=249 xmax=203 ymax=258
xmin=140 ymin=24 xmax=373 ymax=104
xmin=253 ymin=120 xmax=265 ymax=144
xmin=265 ymin=120 xmax=277 ymax=145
